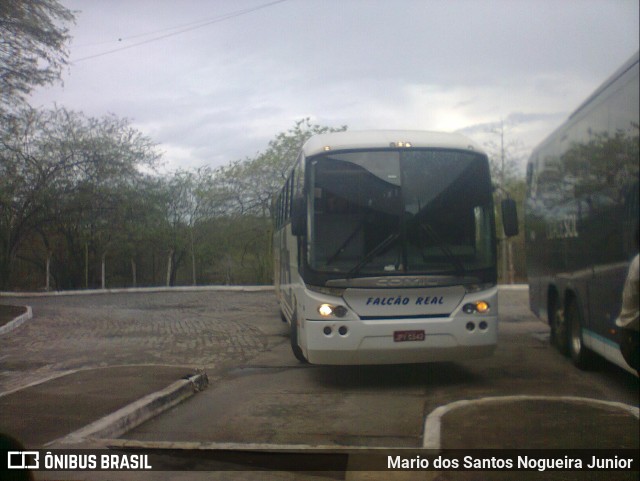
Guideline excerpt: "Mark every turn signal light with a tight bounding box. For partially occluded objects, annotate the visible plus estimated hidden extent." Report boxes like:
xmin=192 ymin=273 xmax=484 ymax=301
xmin=463 ymin=301 xmax=491 ymax=314
xmin=476 ymin=301 xmax=490 ymax=313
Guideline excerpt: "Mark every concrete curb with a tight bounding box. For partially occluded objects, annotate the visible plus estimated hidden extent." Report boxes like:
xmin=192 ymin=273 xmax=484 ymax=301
xmin=0 ymin=305 xmax=32 ymax=335
xmin=84 ymin=439 xmax=399 ymax=451
xmin=0 ymin=368 xmax=80 ymax=398
xmin=47 ymin=371 xmax=209 ymax=447
xmin=1 ymin=285 xmax=274 ymax=298
xmin=422 ymin=395 xmax=640 ymax=450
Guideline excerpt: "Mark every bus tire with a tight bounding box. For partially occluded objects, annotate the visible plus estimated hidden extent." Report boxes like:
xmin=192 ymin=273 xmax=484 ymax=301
xmin=549 ymin=298 xmax=568 ymax=356
xmin=567 ymin=298 xmax=595 ymax=369
xmin=290 ymin=317 xmax=308 ymax=364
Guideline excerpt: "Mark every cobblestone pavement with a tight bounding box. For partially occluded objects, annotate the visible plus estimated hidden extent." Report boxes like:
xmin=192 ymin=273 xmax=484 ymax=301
xmin=0 ymin=289 xmax=286 ymax=394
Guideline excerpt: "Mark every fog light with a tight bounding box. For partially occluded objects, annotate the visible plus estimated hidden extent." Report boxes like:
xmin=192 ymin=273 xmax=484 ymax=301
xmin=479 ymin=321 xmax=488 ymax=330
xmin=338 ymin=326 xmax=348 ymax=336
xmin=323 ymin=326 xmax=332 ymax=336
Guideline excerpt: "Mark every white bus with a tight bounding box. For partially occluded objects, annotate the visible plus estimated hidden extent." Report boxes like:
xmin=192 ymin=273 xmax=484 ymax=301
xmin=273 ymin=130 xmax=518 ymax=364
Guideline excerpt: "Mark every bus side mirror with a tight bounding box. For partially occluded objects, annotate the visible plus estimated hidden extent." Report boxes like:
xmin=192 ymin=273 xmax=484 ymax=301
xmin=291 ymin=196 xmax=307 ymax=237
xmin=501 ymin=198 xmax=519 ymax=237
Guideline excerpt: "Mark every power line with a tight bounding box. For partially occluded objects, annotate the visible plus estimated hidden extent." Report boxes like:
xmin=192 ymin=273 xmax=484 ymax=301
xmin=72 ymin=9 xmax=245 ymax=49
xmin=72 ymin=16 xmax=208 ymax=49
xmin=71 ymin=0 xmax=288 ymax=63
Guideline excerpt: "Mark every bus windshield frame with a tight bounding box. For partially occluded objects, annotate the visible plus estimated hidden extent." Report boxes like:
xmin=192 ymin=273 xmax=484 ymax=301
xmin=302 ymin=148 xmax=497 ymax=286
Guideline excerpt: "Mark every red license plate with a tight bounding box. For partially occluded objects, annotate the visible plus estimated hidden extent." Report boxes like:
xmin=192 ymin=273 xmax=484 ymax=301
xmin=393 ymin=330 xmax=426 ymax=342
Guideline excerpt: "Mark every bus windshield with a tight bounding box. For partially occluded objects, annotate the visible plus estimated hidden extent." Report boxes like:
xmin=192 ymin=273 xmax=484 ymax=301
xmin=307 ymin=149 xmax=496 ymax=278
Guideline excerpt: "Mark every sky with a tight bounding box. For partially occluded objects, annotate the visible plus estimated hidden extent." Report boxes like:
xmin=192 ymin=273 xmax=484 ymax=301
xmin=30 ymin=0 xmax=640 ymax=174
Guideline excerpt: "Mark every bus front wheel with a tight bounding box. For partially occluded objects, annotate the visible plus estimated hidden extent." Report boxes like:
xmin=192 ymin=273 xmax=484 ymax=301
xmin=549 ymin=299 xmax=568 ymax=356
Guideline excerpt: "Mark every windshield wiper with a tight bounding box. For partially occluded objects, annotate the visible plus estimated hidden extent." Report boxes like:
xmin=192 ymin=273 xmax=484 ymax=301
xmin=418 ymin=221 xmax=465 ymax=275
xmin=327 ymin=222 xmax=364 ymax=265
xmin=347 ymin=232 xmax=400 ymax=278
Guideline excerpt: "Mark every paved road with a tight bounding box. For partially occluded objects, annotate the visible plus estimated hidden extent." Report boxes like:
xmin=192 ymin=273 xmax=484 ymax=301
xmin=0 ymin=288 xmax=282 ymax=394
xmin=122 ymin=287 xmax=639 ymax=448
xmin=1 ymin=287 xmax=638 ymax=481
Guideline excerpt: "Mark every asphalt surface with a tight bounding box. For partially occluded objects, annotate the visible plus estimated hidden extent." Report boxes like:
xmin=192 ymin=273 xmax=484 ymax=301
xmin=1 ymin=287 xmax=638 ymax=481
xmin=0 ymin=365 xmax=202 ymax=447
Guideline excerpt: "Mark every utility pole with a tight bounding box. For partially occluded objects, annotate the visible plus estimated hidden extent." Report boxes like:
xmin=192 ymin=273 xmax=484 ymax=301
xmin=85 ymin=242 xmax=89 ymax=289
xmin=497 ymin=119 xmax=515 ymax=284
xmin=499 ymin=120 xmax=508 ymax=284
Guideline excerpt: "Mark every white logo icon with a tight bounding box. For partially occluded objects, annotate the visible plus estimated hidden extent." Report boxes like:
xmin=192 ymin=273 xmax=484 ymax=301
xmin=7 ymin=451 xmax=39 ymax=469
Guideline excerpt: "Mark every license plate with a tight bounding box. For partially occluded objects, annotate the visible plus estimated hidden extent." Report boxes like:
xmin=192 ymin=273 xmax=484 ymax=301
xmin=393 ymin=330 xmax=426 ymax=342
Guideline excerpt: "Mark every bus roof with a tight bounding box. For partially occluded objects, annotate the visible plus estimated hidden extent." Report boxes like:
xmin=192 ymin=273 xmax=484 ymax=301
xmin=302 ymin=130 xmax=484 ymax=158
xmin=531 ymin=50 xmax=639 ymax=158
xmin=569 ymin=50 xmax=639 ymax=122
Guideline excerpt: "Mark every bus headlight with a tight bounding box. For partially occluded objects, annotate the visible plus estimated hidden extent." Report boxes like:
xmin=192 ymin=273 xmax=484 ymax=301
xmin=318 ymin=304 xmax=333 ymax=317
xmin=318 ymin=304 xmax=348 ymax=318
xmin=463 ymin=301 xmax=490 ymax=314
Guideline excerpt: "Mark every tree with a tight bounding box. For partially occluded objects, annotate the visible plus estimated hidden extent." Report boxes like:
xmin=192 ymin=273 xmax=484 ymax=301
xmin=0 ymin=107 xmax=160 ymax=289
xmin=158 ymin=171 xmax=199 ymax=287
xmin=212 ymin=118 xmax=346 ymax=218
xmin=115 ymin=177 xmax=168 ymax=288
xmin=206 ymin=119 xmax=346 ymax=283
xmin=0 ymin=0 xmax=75 ymax=115
xmin=462 ymin=119 xmax=529 ymax=283
xmin=0 ymin=116 xmax=345 ymax=289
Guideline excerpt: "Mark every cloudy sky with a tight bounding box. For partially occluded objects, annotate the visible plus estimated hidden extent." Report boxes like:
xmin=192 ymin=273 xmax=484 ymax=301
xmin=30 ymin=0 xmax=639 ymax=173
